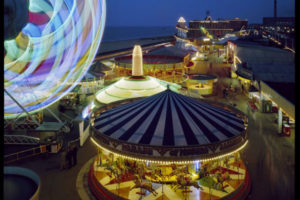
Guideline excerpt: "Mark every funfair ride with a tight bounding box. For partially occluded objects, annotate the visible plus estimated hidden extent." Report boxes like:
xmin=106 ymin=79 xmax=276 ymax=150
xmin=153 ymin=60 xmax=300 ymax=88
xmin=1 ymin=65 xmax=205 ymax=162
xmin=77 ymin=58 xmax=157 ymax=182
xmin=4 ymin=0 xmax=106 ymax=119
xmin=89 ymin=89 xmax=251 ymax=200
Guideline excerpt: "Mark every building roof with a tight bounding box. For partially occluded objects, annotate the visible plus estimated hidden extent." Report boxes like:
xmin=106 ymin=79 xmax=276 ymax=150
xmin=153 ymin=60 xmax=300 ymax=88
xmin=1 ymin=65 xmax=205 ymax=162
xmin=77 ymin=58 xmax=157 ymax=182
xmin=94 ymin=89 xmax=246 ymax=147
xmin=235 ymin=40 xmax=294 ymax=83
xmin=95 ymin=76 xmax=180 ymax=104
xmin=147 ymin=45 xmax=190 ymax=58
xmin=35 ymin=122 xmax=64 ymax=131
xmin=115 ymin=54 xmax=183 ymax=64
xmin=178 ymin=16 xmax=186 ymax=23
xmin=188 ymin=74 xmax=217 ymax=81
xmin=83 ymin=72 xmax=96 ymax=80
xmin=264 ymin=81 xmax=295 ymax=105
xmin=234 ymin=40 xmax=295 ymax=106
xmin=90 ymin=61 xmax=112 ymax=72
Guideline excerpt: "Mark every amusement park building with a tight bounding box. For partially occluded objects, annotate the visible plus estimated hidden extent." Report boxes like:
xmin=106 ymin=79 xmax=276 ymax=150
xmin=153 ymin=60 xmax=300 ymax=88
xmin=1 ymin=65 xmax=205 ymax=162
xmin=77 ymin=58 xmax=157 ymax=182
xmin=114 ymin=45 xmax=191 ymax=77
xmin=175 ymin=16 xmax=247 ymax=41
xmin=95 ymin=45 xmax=182 ymax=104
xmin=230 ymin=39 xmax=294 ymax=134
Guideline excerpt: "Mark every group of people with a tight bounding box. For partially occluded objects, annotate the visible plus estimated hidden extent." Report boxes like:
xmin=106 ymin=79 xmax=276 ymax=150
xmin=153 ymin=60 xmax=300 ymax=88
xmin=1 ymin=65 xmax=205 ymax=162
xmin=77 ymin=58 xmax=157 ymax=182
xmin=60 ymin=143 xmax=78 ymax=170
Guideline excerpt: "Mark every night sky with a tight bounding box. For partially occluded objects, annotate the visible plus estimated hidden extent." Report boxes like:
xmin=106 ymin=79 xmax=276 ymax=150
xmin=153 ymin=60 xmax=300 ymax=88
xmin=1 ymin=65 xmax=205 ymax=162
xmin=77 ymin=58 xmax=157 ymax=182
xmin=106 ymin=0 xmax=295 ymax=26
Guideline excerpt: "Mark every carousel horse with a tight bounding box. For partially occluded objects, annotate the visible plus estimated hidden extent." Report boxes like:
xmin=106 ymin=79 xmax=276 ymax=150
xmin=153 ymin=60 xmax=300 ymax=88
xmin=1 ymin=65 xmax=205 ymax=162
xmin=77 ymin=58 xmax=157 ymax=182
xmin=115 ymin=157 xmax=129 ymax=176
xmin=105 ymin=164 xmax=121 ymax=180
xmin=130 ymin=176 xmax=158 ymax=196
xmin=173 ymin=173 xmax=203 ymax=191
xmin=215 ymin=171 xmax=230 ymax=190
xmin=124 ymin=159 xmax=138 ymax=174
xmin=169 ymin=165 xmax=187 ymax=177
xmin=137 ymin=162 xmax=146 ymax=178
xmin=151 ymin=168 xmax=164 ymax=182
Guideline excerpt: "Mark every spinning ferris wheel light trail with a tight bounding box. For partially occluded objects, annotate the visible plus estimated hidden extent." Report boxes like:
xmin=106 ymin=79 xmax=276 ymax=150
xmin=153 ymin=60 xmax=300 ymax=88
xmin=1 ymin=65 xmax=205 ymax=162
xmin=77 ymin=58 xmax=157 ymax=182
xmin=4 ymin=0 xmax=106 ymax=119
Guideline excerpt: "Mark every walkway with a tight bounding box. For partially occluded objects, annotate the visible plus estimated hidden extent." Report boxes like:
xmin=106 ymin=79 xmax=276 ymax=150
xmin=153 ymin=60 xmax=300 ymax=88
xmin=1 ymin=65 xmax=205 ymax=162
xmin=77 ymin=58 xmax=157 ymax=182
xmin=5 ymin=137 xmax=98 ymax=200
xmin=206 ymin=92 xmax=295 ymax=200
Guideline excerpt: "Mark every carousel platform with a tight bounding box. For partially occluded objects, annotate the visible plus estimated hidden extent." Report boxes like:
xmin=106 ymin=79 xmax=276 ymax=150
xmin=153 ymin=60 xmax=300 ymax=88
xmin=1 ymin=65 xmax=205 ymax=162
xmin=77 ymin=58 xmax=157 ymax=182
xmin=88 ymin=154 xmax=251 ymax=200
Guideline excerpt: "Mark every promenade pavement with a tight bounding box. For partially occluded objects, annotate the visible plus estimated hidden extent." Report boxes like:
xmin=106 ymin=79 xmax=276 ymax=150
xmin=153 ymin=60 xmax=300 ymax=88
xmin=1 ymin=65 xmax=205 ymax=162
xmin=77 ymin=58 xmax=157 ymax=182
xmin=5 ymin=138 xmax=98 ymax=200
xmin=206 ymin=92 xmax=295 ymax=200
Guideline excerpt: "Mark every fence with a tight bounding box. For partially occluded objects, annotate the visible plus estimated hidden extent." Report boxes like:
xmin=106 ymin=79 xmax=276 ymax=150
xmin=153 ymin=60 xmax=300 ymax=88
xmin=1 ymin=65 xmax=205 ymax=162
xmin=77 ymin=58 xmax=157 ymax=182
xmin=4 ymin=135 xmax=40 ymax=145
xmin=4 ymin=145 xmax=49 ymax=164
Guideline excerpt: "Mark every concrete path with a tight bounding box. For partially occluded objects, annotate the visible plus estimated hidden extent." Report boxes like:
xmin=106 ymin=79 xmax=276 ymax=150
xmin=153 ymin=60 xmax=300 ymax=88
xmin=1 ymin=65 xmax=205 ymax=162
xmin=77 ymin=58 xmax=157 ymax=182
xmin=207 ymin=93 xmax=295 ymax=200
xmin=5 ymin=138 xmax=98 ymax=200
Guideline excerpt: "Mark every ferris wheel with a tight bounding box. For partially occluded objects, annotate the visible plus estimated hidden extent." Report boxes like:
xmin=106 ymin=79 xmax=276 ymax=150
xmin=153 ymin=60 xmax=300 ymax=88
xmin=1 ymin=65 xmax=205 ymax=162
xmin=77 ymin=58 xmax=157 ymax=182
xmin=4 ymin=0 xmax=106 ymax=119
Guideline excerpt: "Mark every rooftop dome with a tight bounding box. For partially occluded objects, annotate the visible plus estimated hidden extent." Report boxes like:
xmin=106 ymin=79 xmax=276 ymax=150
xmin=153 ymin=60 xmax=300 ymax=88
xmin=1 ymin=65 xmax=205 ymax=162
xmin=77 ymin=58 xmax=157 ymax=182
xmin=95 ymin=76 xmax=171 ymax=104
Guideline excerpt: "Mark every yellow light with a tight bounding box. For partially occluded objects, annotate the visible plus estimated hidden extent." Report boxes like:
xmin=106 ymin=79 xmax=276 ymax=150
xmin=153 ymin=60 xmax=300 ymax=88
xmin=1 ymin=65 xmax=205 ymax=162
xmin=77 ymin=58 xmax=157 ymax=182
xmin=284 ymin=46 xmax=295 ymax=53
xmin=90 ymin=137 xmax=249 ymax=165
xmin=235 ymin=56 xmax=242 ymax=64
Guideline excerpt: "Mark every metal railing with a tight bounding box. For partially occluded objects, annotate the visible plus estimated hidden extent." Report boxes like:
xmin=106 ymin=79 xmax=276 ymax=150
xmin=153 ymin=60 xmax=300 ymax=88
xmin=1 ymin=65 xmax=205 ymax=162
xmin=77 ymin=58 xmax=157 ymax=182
xmin=4 ymin=135 xmax=40 ymax=145
xmin=4 ymin=145 xmax=49 ymax=164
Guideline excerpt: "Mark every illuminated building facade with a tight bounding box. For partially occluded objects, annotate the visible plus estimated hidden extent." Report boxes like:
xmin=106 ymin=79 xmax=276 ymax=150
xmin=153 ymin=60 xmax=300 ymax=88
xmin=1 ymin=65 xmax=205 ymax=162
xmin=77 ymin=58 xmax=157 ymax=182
xmin=114 ymin=44 xmax=192 ymax=78
xmin=114 ymin=55 xmax=187 ymax=77
xmin=175 ymin=16 xmax=247 ymax=41
xmin=188 ymin=18 xmax=248 ymax=39
xmin=230 ymin=40 xmax=294 ymax=135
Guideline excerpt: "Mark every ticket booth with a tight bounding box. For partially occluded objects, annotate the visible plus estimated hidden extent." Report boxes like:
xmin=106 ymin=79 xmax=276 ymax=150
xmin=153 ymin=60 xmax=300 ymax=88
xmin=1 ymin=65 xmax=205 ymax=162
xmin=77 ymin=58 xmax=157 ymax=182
xmin=35 ymin=122 xmax=65 ymax=153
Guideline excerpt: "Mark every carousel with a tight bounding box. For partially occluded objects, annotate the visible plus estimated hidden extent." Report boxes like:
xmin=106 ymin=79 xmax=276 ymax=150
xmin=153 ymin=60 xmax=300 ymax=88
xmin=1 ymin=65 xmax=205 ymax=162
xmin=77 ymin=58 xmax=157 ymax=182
xmin=88 ymin=88 xmax=250 ymax=200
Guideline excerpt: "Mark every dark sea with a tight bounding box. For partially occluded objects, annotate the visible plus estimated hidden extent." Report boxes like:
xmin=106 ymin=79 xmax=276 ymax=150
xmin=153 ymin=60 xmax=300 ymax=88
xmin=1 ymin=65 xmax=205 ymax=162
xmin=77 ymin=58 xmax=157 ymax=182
xmin=102 ymin=26 xmax=176 ymax=42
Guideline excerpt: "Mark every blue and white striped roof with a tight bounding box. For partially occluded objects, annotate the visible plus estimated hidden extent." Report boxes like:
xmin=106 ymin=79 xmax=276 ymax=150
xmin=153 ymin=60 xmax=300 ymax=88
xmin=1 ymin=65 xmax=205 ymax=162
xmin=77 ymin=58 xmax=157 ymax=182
xmin=94 ymin=89 xmax=245 ymax=147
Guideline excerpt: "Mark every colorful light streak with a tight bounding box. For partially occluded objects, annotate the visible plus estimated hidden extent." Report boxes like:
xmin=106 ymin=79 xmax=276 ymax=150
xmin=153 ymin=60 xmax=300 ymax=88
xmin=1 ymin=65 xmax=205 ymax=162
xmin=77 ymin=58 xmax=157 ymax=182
xmin=4 ymin=0 xmax=106 ymax=119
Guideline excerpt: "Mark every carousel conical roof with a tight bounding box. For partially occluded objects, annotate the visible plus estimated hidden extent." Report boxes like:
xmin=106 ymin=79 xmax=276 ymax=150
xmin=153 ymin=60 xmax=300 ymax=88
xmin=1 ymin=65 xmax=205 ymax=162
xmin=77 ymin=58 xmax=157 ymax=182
xmin=94 ymin=89 xmax=246 ymax=147
xmin=95 ymin=76 xmax=180 ymax=104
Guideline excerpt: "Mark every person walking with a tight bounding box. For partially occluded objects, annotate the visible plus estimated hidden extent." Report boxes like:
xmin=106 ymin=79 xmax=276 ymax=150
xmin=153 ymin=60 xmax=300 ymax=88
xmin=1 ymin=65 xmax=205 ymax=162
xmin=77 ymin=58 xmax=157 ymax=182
xmin=71 ymin=144 xmax=78 ymax=166
xmin=66 ymin=147 xmax=72 ymax=169
xmin=60 ymin=148 xmax=67 ymax=170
